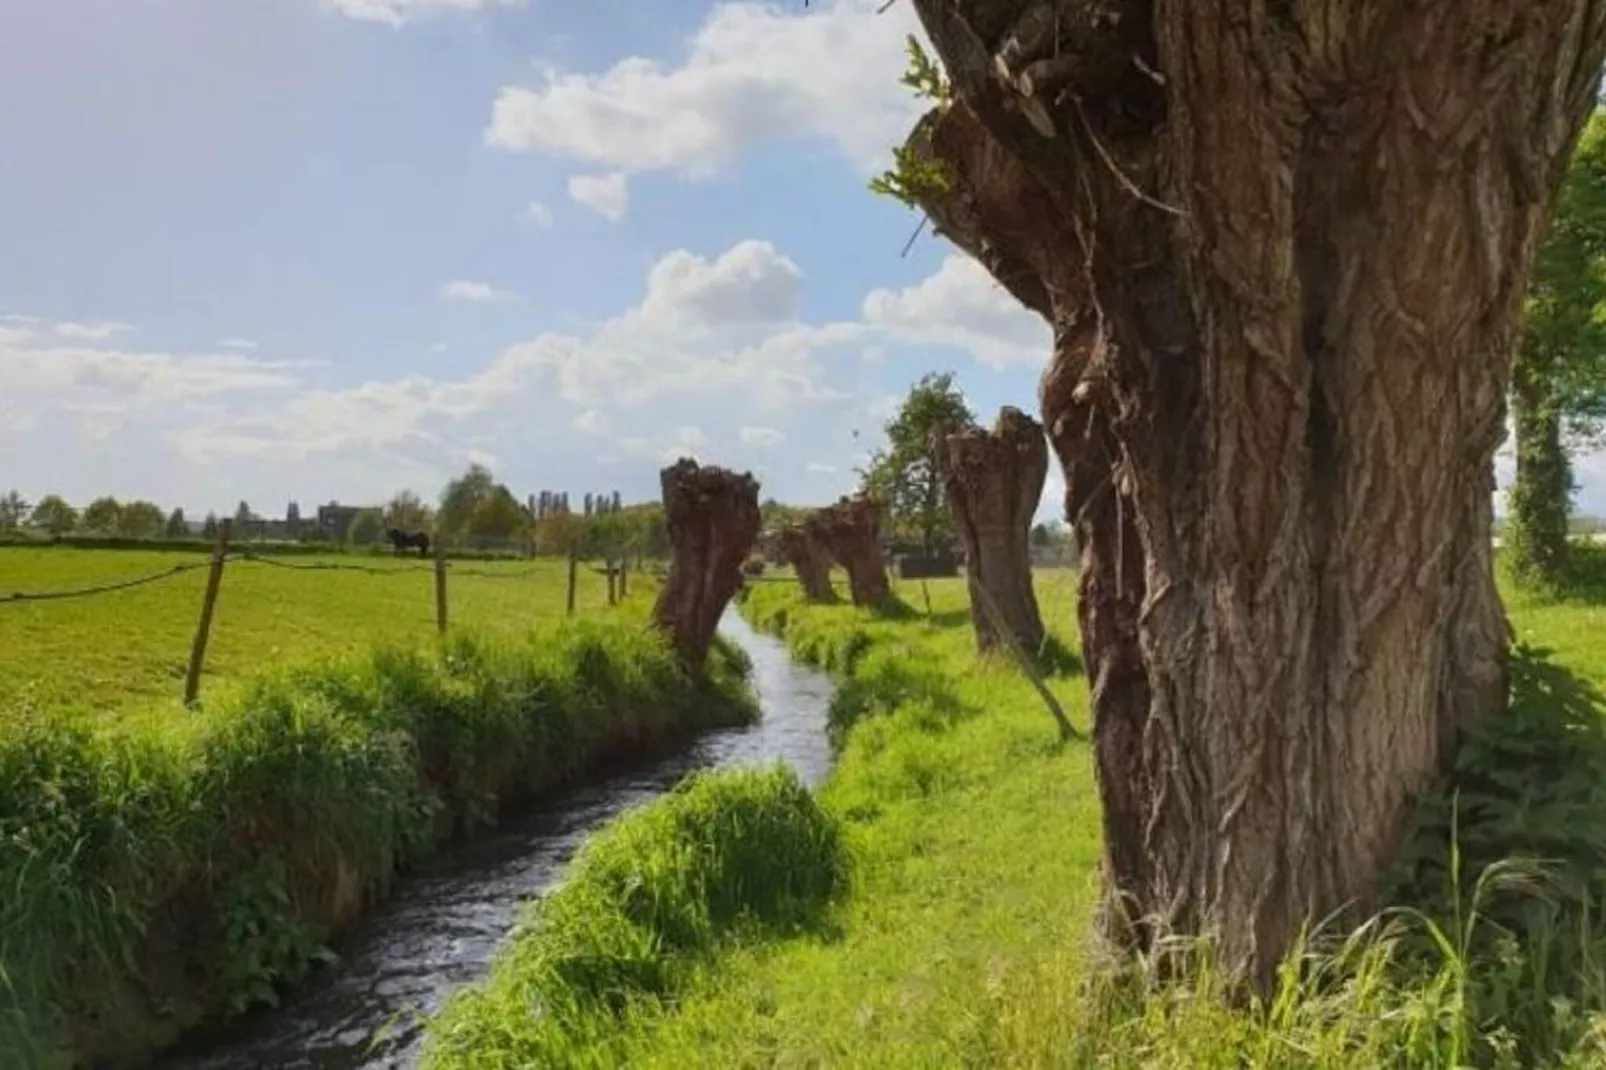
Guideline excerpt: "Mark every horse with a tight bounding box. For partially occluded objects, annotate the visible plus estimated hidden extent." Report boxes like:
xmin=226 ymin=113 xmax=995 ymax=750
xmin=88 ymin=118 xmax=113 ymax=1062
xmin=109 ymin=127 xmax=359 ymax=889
xmin=386 ymin=527 xmax=430 ymax=559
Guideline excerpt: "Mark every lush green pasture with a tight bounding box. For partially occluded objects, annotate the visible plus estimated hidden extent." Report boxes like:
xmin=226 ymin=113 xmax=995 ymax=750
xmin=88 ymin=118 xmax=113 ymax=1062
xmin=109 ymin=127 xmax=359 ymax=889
xmin=0 ymin=547 xmax=756 ymax=1070
xmin=422 ymin=564 xmax=1606 ymax=1068
xmin=0 ymin=547 xmax=635 ymax=717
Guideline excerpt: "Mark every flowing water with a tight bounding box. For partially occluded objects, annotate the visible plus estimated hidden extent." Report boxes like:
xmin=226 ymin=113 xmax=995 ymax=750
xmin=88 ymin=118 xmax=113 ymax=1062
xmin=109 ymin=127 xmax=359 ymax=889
xmin=154 ymin=609 xmax=834 ymax=1070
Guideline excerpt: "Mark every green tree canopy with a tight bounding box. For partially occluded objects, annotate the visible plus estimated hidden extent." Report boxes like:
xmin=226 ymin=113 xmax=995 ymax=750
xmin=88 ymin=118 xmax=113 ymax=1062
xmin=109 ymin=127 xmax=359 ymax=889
xmin=30 ymin=495 xmax=77 ymax=535
xmin=82 ymin=497 xmax=122 ymax=534
xmin=467 ymin=485 xmax=528 ymax=540
xmin=0 ymin=491 xmax=30 ymax=530
xmin=857 ymin=371 xmax=977 ymax=552
xmin=118 ymin=500 xmax=165 ymax=538
xmin=384 ymin=489 xmax=433 ymax=532
xmin=437 ymin=464 xmax=498 ymax=536
xmin=164 ymin=507 xmax=188 ymax=538
xmin=1509 ymin=109 xmax=1606 ymax=586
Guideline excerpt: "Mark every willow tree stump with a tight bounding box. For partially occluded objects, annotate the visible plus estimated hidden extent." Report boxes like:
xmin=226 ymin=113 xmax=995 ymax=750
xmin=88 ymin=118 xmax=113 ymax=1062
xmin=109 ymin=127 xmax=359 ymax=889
xmin=810 ymin=497 xmax=890 ymax=608
xmin=944 ymin=406 xmax=1048 ymax=654
xmin=776 ymin=523 xmax=836 ymax=602
xmin=651 ymin=458 xmax=761 ymax=669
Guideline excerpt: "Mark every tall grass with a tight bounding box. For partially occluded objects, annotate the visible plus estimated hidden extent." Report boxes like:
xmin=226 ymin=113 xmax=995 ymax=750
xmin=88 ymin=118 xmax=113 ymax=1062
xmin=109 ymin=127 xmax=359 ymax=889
xmin=0 ymin=619 xmax=751 ymax=1069
xmin=544 ymin=574 xmax=1606 ymax=1069
xmin=421 ymin=764 xmax=847 ymax=1070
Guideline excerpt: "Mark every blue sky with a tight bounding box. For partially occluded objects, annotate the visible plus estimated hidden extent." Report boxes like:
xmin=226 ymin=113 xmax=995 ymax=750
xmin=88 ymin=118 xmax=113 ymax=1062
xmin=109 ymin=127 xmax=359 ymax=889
xmin=0 ymin=0 xmax=1574 ymax=522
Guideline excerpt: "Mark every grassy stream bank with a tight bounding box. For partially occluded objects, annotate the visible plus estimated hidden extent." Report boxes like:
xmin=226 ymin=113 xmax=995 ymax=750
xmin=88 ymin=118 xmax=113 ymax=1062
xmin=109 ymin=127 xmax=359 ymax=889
xmin=1 ymin=613 xmax=753 ymax=1069
xmin=421 ymin=570 xmax=1606 ymax=1069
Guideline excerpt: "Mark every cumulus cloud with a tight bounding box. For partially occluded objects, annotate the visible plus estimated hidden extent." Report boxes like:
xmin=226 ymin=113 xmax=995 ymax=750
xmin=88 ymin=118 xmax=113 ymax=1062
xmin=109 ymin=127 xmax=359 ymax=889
xmin=566 ymin=173 xmax=628 ymax=220
xmin=484 ymin=0 xmax=927 ymax=178
xmin=326 ymin=0 xmax=521 ymax=27
xmin=862 ymin=254 xmax=1051 ymax=368
xmin=439 ymin=279 xmax=515 ymax=303
xmin=639 ymin=240 xmax=801 ymax=329
xmin=218 ymin=338 xmax=259 ymax=350
xmin=12 ymin=243 xmax=1092 ymax=514
xmin=521 ymin=200 xmax=554 ymax=229
xmin=740 ymin=426 xmax=785 ymax=447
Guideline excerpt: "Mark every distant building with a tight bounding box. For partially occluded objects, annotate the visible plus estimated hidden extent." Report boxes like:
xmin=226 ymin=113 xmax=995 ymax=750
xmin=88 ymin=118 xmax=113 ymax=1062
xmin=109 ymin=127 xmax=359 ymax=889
xmin=316 ymin=502 xmax=375 ymax=537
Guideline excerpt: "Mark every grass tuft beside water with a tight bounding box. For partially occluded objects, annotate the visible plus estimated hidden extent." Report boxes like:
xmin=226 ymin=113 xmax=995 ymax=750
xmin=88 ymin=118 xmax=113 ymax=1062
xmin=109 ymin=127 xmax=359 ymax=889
xmin=421 ymin=764 xmax=847 ymax=1069
xmin=0 ymin=614 xmax=751 ymax=1069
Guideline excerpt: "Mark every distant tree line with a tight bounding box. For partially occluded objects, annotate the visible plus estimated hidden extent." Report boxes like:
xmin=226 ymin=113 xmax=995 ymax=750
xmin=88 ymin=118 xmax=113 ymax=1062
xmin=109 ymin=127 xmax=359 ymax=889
xmin=0 ymin=464 xmax=676 ymax=562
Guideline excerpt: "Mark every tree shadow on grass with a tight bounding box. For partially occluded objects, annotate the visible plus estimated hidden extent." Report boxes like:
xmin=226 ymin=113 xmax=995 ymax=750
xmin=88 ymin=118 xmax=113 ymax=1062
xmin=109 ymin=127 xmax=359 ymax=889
xmin=868 ymin=595 xmax=920 ymax=621
xmin=1033 ymin=634 xmax=1084 ymax=678
xmin=1385 ymin=643 xmax=1606 ymax=1065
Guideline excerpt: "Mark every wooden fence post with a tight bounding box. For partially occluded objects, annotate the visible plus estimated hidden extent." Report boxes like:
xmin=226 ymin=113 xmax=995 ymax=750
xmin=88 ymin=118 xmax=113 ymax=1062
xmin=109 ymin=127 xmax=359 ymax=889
xmin=606 ymin=559 xmax=617 ymax=606
xmin=184 ymin=518 xmax=232 ymax=707
xmin=434 ymin=541 xmax=448 ymax=635
xmin=567 ymin=550 xmax=579 ymax=616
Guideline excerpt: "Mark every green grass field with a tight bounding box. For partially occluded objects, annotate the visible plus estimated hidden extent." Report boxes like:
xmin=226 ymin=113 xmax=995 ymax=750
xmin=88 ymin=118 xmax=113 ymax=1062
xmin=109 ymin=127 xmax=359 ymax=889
xmin=420 ymin=564 xmax=1606 ymax=1069
xmin=0 ymin=547 xmax=636 ymax=717
xmin=0 ymin=546 xmax=759 ymax=1069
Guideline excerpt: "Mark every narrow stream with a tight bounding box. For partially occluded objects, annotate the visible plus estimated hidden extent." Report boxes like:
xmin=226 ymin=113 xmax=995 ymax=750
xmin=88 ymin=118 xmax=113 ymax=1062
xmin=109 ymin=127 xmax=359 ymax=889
xmin=154 ymin=609 xmax=833 ymax=1070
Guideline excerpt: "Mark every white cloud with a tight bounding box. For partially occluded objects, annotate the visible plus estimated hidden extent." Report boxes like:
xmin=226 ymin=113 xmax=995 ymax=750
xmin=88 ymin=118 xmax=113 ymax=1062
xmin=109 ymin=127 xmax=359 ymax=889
xmin=566 ymin=172 xmax=628 ymax=221
xmin=862 ymin=254 xmax=1051 ymax=368
xmin=0 ymin=318 xmax=308 ymax=451
xmin=740 ymin=426 xmax=785 ymax=447
xmin=326 ymin=0 xmax=520 ymax=27
xmin=484 ymin=0 xmax=927 ymax=179
xmin=522 ymin=200 xmax=554 ymax=229
xmin=55 ymin=320 xmax=134 ymax=341
xmin=6 ymin=246 xmax=1097 ymax=515
xmin=440 ymin=279 xmax=515 ymax=303
xmin=218 ymin=338 xmax=259 ymax=350
xmin=640 ymin=240 xmax=801 ymax=328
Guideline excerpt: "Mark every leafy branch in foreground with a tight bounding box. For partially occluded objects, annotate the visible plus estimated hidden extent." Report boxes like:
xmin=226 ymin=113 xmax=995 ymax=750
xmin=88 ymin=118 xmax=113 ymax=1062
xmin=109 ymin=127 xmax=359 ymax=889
xmin=868 ymin=36 xmax=953 ymax=208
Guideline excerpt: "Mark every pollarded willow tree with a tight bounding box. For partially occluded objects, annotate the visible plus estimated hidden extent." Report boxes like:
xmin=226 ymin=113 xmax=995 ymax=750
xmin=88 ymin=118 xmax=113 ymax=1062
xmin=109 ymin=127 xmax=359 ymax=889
xmin=880 ymin=1 xmax=1606 ymax=984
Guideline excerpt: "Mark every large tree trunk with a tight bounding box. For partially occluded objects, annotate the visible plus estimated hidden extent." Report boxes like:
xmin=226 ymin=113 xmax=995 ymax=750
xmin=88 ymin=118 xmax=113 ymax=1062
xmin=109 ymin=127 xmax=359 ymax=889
xmin=902 ymin=0 xmax=1606 ymax=985
xmin=777 ymin=523 xmax=837 ymax=602
xmin=944 ymin=405 xmax=1049 ymax=653
xmin=1507 ymin=366 xmax=1574 ymax=586
xmin=809 ymin=497 xmax=892 ymax=608
xmin=651 ymin=459 xmax=761 ymax=669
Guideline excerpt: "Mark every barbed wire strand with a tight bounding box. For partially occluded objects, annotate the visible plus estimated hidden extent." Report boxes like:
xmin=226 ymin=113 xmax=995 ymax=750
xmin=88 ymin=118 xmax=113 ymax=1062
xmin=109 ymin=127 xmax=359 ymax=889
xmin=236 ymin=552 xmax=436 ymax=576
xmin=1 ymin=550 xmax=638 ymax=605
xmin=0 ymin=555 xmax=240 ymax=604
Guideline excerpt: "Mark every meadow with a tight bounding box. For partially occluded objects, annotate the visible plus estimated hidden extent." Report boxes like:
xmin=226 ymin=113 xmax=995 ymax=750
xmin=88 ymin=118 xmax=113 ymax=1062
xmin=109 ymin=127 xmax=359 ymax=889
xmin=420 ymin=563 xmax=1606 ymax=1069
xmin=0 ymin=545 xmax=757 ymax=1069
xmin=0 ymin=547 xmax=629 ymax=717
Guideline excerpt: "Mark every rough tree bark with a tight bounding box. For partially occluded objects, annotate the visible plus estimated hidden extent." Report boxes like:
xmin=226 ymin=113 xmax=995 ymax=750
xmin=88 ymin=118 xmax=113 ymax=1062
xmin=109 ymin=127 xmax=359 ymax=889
xmin=809 ymin=496 xmax=892 ymax=607
xmin=944 ymin=405 xmax=1049 ymax=653
xmin=777 ymin=522 xmax=837 ymax=602
xmin=898 ymin=0 xmax=1606 ymax=984
xmin=651 ymin=458 xmax=761 ymax=669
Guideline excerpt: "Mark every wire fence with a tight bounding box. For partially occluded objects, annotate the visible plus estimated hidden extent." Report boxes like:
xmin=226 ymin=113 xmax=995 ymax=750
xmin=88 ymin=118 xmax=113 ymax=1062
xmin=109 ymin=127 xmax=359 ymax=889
xmin=1 ymin=521 xmax=643 ymax=707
